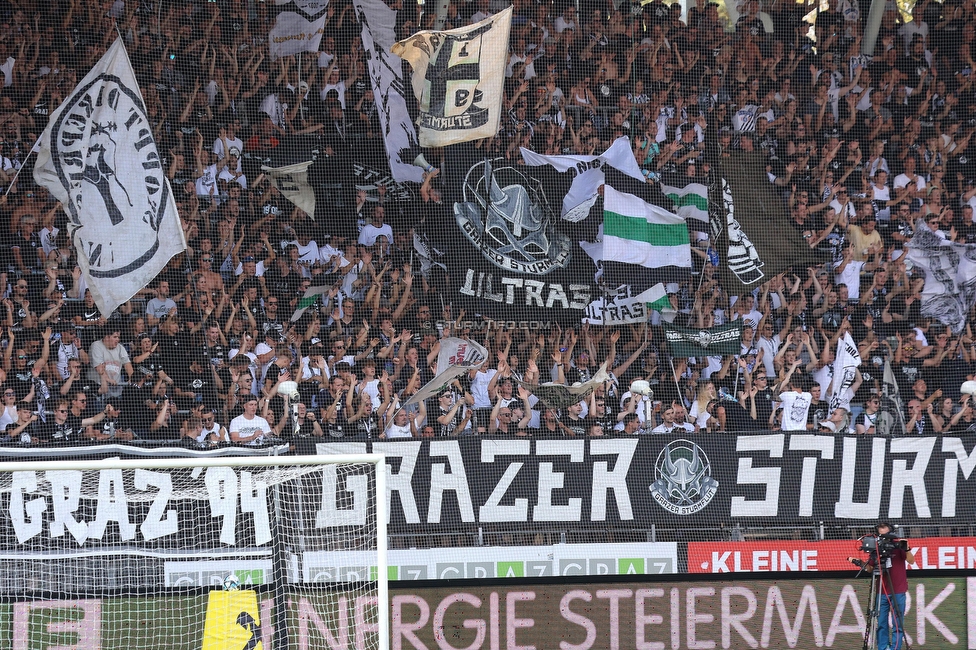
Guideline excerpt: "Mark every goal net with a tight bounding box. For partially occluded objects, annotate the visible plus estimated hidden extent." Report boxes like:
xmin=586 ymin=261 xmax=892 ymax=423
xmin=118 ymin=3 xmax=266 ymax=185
xmin=0 ymin=454 xmax=388 ymax=650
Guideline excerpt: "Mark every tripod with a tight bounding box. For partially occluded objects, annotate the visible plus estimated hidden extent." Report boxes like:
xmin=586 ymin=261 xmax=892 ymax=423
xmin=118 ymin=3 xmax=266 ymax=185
xmin=854 ymin=552 xmax=910 ymax=650
xmin=856 ymin=557 xmax=881 ymax=650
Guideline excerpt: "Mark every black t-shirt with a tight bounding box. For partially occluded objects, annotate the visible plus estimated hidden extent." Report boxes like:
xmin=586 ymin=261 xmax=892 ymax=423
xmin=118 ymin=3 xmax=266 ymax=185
xmin=257 ymin=315 xmax=284 ymax=342
xmin=354 ymin=413 xmax=381 ymax=439
xmin=178 ymin=369 xmax=217 ymax=408
xmin=807 ymin=399 xmax=829 ymax=429
xmin=38 ymin=414 xmax=84 ymax=446
xmin=438 ymin=404 xmax=468 ymax=437
xmin=892 ymin=359 xmax=924 ymax=397
xmin=752 ymin=387 xmax=776 ymax=428
xmin=559 ymin=414 xmax=587 ymax=437
xmin=120 ymin=384 xmax=156 ymax=434
xmin=156 ymin=332 xmax=191 ymax=377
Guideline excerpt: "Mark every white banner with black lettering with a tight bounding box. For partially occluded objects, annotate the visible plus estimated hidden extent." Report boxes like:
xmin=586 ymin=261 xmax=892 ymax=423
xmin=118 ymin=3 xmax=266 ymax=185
xmin=33 ymin=38 xmax=186 ymax=317
xmin=268 ymin=0 xmax=329 ymax=60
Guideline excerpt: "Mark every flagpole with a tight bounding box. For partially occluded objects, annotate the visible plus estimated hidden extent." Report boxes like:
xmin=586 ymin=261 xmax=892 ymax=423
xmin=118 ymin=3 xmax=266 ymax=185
xmin=2 ymin=141 xmax=40 ymax=197
xmin=669 ymin=357 xmax=684 ymax=408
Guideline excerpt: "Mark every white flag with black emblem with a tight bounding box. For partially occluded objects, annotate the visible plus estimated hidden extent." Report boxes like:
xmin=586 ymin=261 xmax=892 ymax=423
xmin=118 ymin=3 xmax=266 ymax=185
xmin=34 ymin=38 xmax=186 ymax=317
xmin=392 ymin=7 xmax=512 ymax=147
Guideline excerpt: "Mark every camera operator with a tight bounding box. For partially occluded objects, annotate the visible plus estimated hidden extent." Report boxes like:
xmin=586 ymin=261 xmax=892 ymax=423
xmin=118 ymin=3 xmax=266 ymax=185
xmin=867 ymin=522 xmax=914 ymax=650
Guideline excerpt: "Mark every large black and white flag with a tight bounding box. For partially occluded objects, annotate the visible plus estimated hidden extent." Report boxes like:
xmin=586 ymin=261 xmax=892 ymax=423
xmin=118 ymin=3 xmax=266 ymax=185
xmin=521 ymin=138 xmax=645 ymax=222
xmin=706 ymin=145 xmax=825 ymax=291
xmin=877 ymin=355 xmax=907 ymax=436
xmin=353 ymin=0 xmax=423 ymax=183
xmin=905 ymin=219 xmax=976 ymax=334
xmin=392 ymin=7 xmax=512 ymax=147
xmin=34 ymin=38 xmax=186 ymax=317
xmin=268 ymin=0 xmax=329 ymax=60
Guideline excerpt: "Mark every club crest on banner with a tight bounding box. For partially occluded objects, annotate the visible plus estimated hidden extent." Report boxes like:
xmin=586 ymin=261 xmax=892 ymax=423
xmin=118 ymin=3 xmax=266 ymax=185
xmin=650 ymin=440 xmax=719 ymax=516
xmin=454 ymin=159 xmax=571 ymax=275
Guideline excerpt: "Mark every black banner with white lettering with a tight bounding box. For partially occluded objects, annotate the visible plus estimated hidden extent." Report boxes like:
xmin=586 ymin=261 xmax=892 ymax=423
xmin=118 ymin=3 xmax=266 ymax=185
xmin=300 ymin=434 xmax=975 ymax=530
xmin=1 ymin=434 xmax=974 ymax=554
xmin=430 ymin=143 xmax=598 ymax=323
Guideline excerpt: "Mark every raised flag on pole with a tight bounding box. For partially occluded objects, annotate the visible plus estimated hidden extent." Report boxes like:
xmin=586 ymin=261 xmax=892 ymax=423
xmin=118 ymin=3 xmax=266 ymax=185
xmin=263 ymin=161 xmax=316 ymax=219
xmin=660 ymin=179 xmax=709 ymax=225
xmin=353 ymin=0 xmax=423 ymax=183
xmin=601 ymin=185 xmax=691 ymax=294
xmin=392 ymin=7 xmax=512 ymax=147
xmin=828 ymin=332 xmax=861 ymax=412
xmin=268 ymin=0 xmax=329 ymax=60
xmin=400 ymin=338 xmax=489 ymax=411
xmin=33 ymin=38 xmax=186 ymax=317
xmin=291 ymin=285 xmax=331 ymax=322
xmin=877 ymin=355 xmax=906 ymax=436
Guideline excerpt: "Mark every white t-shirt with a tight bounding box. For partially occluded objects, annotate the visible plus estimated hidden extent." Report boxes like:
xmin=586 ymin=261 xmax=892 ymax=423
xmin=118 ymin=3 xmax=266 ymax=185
xmin=289 ymin=240 xmax=319 ymax=277
xmin=195 ymin=163 xmax=220 ymax=203
xmin=259 ymin=93 xmax=288 ymax=128
xmin=893 ymin=172 xmax=925 ymax=194
xmin=470 ymin=369 xmax=497 ymax=408
xmin=359 ymin=223 xmax=394 ymax=247
xmin=833 ymin=259 xmax=865 ymax=301
xmin=320 ymin=80 xmax=347 ymax=108
xmin=755 ymin=335 xmax=781 ymax=378
xmin=386 ymin=423 xmax=412 ymax=439
xmin=778 ymin=391 xmax=812 ymax=430
xmin=40 ymin=226 xmax=59 ymax=256
xmin=229 ymin=414 xmax=273 ymax=445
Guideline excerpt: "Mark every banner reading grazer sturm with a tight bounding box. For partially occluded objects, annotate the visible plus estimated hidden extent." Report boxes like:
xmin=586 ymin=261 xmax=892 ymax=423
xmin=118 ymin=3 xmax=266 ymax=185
xmin=392 ymin=7 xmax=512 ymax=147
xmin=307 ymin=433 xmax=976 ymax=530
xmin=665 ymin=321 xmax=743 ymax=358
xmin=34 ymin=38 xmax=186 ymax=317
xmin=268 ymin=0 xmax=329 ymax=60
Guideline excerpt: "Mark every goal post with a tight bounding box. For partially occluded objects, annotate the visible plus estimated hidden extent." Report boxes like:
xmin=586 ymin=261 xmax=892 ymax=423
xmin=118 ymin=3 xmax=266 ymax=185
xmin=0 ymin=453 xmax=389 ymax=650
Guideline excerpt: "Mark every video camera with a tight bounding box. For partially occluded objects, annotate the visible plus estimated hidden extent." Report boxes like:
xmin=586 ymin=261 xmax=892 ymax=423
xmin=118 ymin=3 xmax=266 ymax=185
xmin=849 ymin=533 xmax=908 ymax=568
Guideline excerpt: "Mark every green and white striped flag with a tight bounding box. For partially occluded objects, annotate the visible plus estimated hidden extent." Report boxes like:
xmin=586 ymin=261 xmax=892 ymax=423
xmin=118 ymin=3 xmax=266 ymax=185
xmin=661 ymin=181 xmax=708 ymax=224
xmin=290 ymin=285 xmax=331 ymax=322
xmin=601 ymin=186 xmax=690 ymax=324
xmin=602 ymin=185 xmax=691 ymax=294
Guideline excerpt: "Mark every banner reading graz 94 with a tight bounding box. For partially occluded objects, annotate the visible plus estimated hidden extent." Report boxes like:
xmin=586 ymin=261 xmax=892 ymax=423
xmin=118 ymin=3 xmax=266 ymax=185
xmin=304 ymin=433 xmax=976 ymax=529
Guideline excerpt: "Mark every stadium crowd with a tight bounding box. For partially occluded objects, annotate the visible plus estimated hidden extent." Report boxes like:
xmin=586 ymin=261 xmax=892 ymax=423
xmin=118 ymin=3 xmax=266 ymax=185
xmin=0 ymin=0 xmax=974 ymax=446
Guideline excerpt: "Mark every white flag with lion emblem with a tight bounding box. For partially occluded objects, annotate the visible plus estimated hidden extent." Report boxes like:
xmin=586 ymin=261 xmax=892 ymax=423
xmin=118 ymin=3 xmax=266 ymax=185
xmin=34 ymin=38 xmax=186 ymax=317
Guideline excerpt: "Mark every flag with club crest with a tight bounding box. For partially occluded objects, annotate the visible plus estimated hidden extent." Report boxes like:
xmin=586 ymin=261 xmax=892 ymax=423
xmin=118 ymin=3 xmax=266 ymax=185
xmin=34 ymin=38 xmax=186 ymax=317
xmin=392 ymin=7 xmax=512 ymax=147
